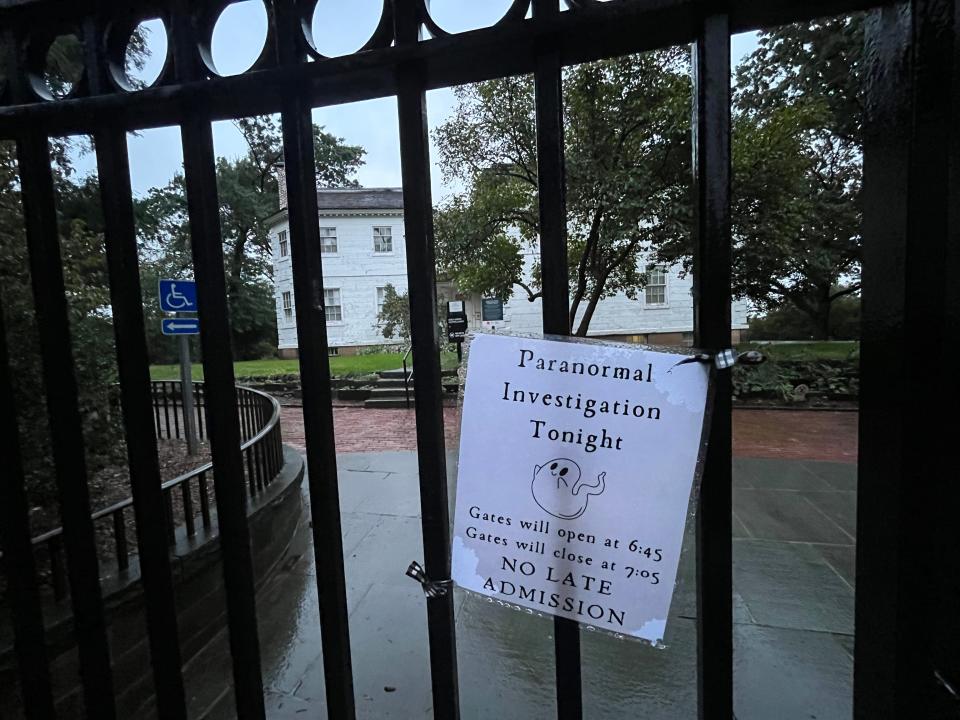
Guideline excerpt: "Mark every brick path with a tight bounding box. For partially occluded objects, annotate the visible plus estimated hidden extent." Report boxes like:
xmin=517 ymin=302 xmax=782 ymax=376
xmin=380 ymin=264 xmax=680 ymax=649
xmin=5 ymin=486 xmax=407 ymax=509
xmin=732 ymin=408 xmax=857 ymax=463
xmin=280 ymin=406 xmax=858 ymax=463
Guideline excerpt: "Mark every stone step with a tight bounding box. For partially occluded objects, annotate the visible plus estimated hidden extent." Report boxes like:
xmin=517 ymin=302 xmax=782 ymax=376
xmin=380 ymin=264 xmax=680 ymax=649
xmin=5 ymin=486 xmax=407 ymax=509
xmin=364 ymin=397 xmax=416 ymax=409
xmin=364 ymin=396 xmax=457 ymax=409
xmin=375 ymin=377 xmax=415 ymax=388
xmin=375 ymin=377 xmax=459 ymax=390
xmin=367 ymin=387 xmax=411 ymax=399
xmin=378 ymin=367 xmax=458 ymax=380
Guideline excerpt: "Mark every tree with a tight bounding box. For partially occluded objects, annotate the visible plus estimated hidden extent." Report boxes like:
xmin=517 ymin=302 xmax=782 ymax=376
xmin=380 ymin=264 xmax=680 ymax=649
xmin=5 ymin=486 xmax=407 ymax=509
xmin=727 ymin=100 xmax=861 ymax=339
xmin=0 ymin=142 xmax=127 ymax=504
xmin=376 ymin=284 xmax=411 ymax=341
xmin=433 ymin=49 xmax=692 ymax=336
xmin=375 ymin=283 xmax=452 ymax=346
xmin=136 ymin=116 xmax=366 ymax=360
xmin=0 ymin=32 xmax=155 ymax=503
xmin=724 ymin=16 xmax=863 ymax=340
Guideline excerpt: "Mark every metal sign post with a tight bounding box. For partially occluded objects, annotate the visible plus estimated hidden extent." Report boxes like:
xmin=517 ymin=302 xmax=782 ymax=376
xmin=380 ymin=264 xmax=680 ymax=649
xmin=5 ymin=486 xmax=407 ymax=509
xmin=177 ymin=328 xmax=199 ymax=456
xmin=160 ymin=280 xmax=200 ymax=455
xmin=446 ymin=300 xmax=467 ymax=362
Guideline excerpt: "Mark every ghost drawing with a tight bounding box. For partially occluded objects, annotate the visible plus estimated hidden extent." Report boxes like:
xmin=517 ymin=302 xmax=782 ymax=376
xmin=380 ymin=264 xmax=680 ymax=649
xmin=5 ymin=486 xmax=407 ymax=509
xmin=531 ymin=458 xmax=607 ymax=520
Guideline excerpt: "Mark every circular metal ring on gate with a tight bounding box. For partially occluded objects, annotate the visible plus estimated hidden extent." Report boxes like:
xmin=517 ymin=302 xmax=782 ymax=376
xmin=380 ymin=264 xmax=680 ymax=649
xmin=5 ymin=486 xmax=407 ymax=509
xmin=105 ymin=14 xmax=172 ymax=92
xmin=200 ymin=0 xmax=275 ymax=78
xmin=424 ymin=0 xmax=529 ymax=37
xmin=308 ymin=0 xmax=391 ymax=59
xmin=24 ymin=28 xmax=87 ymax=102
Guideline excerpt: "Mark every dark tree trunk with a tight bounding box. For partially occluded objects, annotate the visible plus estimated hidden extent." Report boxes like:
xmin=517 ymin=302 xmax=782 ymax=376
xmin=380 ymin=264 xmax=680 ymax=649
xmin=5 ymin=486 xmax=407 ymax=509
xmin=574 ymin=284 xmax=604 ymax=336
xmin=812 ymin=300 xmax=832 ymax=340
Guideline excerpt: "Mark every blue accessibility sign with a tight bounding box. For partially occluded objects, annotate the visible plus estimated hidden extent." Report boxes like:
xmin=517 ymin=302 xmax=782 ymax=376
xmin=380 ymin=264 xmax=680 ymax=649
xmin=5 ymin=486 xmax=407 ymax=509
xmin=159 ymin=279 xmax=198 ymax=312
xmin=161 ymin=318 xmax=200 ymax=335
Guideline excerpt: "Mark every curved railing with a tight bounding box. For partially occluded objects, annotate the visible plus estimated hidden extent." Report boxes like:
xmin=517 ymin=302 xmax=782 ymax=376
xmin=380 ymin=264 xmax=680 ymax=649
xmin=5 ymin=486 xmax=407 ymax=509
xmin=29 ymin=382 xmax=283 ymax=602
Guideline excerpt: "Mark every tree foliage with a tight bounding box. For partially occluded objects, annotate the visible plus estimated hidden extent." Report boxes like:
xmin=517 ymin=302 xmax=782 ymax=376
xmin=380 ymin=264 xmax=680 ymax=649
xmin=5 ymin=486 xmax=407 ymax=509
xmin=0 ymin=142 xmax=125 ymax=504
xmin=735 ymin=16 xmax=863 ymax=340
xmin=697 ymin=16 xmax=862 ymax=340
xmin=434 ymin=49 xmax=692 ymax=336
xmin=748 ymin=295 xmax=860 ymax=341
xmin=375 ymin=283 xmax=451 ymax=345
xmin=0 ymin=33 xmax=156 ymax=503
xmin=376 ymin=284 xmax=411 ymax=341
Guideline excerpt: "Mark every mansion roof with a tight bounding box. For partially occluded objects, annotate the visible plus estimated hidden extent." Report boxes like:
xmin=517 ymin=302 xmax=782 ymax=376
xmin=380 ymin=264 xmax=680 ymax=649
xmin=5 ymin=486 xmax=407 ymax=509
xmin=316 ymin=187 xmax=404 ymax=211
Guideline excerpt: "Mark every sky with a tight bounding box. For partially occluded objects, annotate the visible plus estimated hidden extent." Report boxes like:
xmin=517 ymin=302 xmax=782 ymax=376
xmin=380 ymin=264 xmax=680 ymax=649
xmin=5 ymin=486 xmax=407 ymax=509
xmin=70 ymin=2 xmax=759 ymax=204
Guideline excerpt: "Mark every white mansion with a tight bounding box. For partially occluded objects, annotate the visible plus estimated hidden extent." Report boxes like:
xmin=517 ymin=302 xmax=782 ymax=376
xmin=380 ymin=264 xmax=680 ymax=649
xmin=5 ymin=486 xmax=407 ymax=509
xmin=268 ymin=187 xmax=749 ymax=356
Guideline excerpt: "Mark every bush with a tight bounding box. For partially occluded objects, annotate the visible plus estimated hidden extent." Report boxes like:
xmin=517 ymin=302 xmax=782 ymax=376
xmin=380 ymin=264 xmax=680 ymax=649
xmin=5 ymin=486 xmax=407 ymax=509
xmin=732 ymin=358 xmax=859 ymax=403
xmin=749 ymin=296 xmax=860 ymax=341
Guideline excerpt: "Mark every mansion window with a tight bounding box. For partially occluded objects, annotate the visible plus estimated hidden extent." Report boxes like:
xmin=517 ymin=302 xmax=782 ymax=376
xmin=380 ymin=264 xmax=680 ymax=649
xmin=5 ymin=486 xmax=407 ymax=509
xmin=324 ymin=288 xmax=343 ymax=323
xmin=282 ymin=291 xmax=293 ymax=321
xmin=645 ymin=266 xmax=667 ymax=305
xmin=373 ymin=226 xmax=393 ymax=253
xmin=320 ymin=227 xmax=338 ymax=254
xmin=278 ymin=230 xmax=288 ymax=257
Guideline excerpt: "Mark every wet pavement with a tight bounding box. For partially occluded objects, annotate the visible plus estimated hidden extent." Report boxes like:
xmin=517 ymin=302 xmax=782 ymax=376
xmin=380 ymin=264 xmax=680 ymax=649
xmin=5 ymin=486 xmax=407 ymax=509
xmin=187 ymin=451 xmax=855 ymax=719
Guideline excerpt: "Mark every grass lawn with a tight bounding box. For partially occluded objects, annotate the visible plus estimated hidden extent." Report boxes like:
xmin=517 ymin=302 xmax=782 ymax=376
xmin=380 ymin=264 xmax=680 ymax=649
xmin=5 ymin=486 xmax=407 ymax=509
xmin=739 ymin=340 xmax=859 ymax=361
xmin=150 ymin=351 xmax=460 ymax=381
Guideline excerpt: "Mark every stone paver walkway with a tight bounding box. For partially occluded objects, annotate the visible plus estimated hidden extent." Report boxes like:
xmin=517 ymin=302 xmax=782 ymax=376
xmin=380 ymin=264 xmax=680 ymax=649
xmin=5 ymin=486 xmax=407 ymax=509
xmin=281 ymin=406 xmax=858 ymax=463
xmin=186 ymin=449 xmax=856 ymax=719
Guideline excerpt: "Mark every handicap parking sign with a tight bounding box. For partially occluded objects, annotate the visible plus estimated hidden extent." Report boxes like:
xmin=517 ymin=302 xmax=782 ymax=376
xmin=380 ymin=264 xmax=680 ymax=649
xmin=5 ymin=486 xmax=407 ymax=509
xmin=159 ymin=279 xmax=198 ymax=312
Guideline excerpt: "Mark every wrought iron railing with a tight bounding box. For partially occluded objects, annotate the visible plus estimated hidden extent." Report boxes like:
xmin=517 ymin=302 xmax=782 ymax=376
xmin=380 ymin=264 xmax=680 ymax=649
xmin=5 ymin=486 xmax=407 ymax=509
xmin=401 ymin=345 xmax=414 ymax=409
xmin=26 ymin=382 xmax=283 ymax=602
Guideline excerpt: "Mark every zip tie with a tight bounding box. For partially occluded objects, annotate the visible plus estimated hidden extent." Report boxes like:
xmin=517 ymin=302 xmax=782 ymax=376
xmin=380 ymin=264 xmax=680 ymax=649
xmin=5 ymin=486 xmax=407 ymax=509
xmin=669 ymin=348 xmax=766 ymax=372
xmin=406 ymin=560 xmax=453 ymax=599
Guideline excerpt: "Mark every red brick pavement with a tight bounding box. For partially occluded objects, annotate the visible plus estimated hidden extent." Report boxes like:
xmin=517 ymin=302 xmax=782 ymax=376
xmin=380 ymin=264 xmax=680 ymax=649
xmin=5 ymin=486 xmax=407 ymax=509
xmin=732 ymin=408 xmax=857 ymax=463
xmin=280 ymin=406 xmax=858 ymax=464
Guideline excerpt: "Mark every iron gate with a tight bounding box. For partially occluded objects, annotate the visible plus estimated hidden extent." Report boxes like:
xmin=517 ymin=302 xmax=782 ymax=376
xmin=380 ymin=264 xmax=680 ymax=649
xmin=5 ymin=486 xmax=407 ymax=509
xmin=0 ymin=0 xmax=957 ymax=719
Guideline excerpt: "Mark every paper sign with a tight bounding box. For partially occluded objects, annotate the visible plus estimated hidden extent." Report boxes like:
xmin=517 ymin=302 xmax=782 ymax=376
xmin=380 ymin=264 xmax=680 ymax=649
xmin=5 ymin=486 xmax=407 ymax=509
xmin=452 ymin=333 xmax=709 ymax=643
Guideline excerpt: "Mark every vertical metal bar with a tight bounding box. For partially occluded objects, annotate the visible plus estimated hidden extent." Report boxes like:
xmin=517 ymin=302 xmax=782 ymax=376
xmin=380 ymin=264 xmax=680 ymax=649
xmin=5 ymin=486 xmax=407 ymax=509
xmin=179 ymin=111 xmax=267 ymax=718
xmin=113 ymin=510 xmax=129 ymax=572
xmin=16 ymin=131 xmax=118 ymax=719
xmin=196 ymin=383 xmax=205 ymax=440
xmin=182 ymin=482 xmax=196 ymax=537
xmin=245 ymin=444 xmax=256 ymax=497
xmin=179 ymin=334 xmax=198 ymax=454
xmin=692 ymin=13 xmax=733 ymax=720
xmin=162 ymin=381 xmax=172 ymax=438
xmin=0 ymin=295 xmax=56 ymax=720
xmin=164 ymin=490 xmax=176 ymax=546
xmin=238 ymin=390 xmax=247 ymax=441
xmin=49 ymin=537 xmax=66 ymax=602
xmin=395 ymin=3 xmax=460 ymax=715
xmin=857 ymin=3 xmax=960 ymax=716
xmin=256 ymin=402 xmax=266 ymax=487
xmin=199 ymin=471 xmax=212 ymax=529
xmin=172 ymin=379 xmax=181 ymax=439
xmin=153 ymin=382 xmax=162 ymax=437
xmin=856 ymin=12 xmax=912 ymax=716
xmin=246 ymin=391 xmax=254 ymax=441
xmin=94 ymin=125 xmax=189 ymax=719
xmin=531 ymin=2 xmax=581 ymax=716
xmin=274 ymin=424 xmax=282 ymax=477
xmin=275 ymin=1 xmax=356 ymax=711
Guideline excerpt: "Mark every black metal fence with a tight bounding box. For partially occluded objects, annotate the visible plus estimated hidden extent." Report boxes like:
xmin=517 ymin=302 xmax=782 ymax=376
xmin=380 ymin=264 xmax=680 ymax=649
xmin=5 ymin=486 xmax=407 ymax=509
xmin=0 ymin=1 xmax=957 ymax=719
xmin=11 ymin=381 xmax=282 ymax=604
